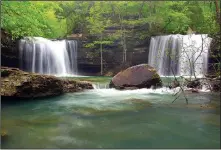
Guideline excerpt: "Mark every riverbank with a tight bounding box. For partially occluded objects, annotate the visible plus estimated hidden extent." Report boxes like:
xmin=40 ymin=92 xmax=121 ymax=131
xmin=1 ymin=67 xmax=93 ymax=99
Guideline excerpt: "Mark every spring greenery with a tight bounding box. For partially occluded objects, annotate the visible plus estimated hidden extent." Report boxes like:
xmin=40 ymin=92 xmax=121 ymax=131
xmin=1 ymin=1 xmax=66 ymax=38
xmin=1 ymin=1 xmax=219 ymax=39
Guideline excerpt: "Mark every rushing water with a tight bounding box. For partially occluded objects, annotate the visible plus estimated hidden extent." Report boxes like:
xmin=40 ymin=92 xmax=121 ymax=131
xmin=19 ymin=37 xmax=78 ymax=76
xmin=148 ymin=34 xmax=212 ymax=77
xmin=1 ymin=77 xmax=220 ymax=148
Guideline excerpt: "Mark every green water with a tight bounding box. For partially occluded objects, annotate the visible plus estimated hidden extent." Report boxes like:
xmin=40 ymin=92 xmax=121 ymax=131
xmin=1 ymin=77 xmax=220 ymax=148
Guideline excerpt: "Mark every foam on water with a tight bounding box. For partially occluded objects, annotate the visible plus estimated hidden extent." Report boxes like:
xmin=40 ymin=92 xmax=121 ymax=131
xmin=91 ymin=87 xmax=180 ymax=96
xmin=56 ymin=86 xmax=182 ymax=108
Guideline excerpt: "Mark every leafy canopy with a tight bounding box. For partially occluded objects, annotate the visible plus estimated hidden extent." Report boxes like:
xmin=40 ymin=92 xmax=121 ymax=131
xmin=1 ymin=1 xmax=66 ymax=38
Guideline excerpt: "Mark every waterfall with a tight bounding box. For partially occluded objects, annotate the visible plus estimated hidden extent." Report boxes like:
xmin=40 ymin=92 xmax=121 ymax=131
xmin=19 ymin=37 xmax=78 ymax=76
xmin=148 ymin=34 xmax=212 ymax=77
xmin=92 ymin=83 xmax=109 ymax=89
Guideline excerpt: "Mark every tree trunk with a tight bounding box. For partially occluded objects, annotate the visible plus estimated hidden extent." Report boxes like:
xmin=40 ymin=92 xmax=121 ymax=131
xmin=138 ymin=1 xmax=145 ymax=19
xmin=123 ymin=28 xmax=127 ymax=62
xmin=120 ymin=18 xmax=127 ymax=62
xmin=100 ymin=34 xmax=103 ymax=75
xmin=214 ymin=0 xmax=220 ymax=24
xmin=118 ymin=13 xmax=125 ymax=62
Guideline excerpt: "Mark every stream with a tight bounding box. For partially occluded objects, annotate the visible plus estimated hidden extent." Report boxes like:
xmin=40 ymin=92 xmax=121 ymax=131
xmin=1 ymin=77 xmax=220 ymax=148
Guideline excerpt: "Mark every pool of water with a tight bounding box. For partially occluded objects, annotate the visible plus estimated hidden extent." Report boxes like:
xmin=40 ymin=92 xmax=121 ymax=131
xmin=1 ymin=77 xmax=220 ymax=148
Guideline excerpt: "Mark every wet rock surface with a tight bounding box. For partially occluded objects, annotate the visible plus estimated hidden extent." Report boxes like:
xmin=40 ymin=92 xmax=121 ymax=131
xmin=169 ymin=80 xmax=180 ymax=89
xmin=109 ymin=64 xmax=162 ymax=89
xmin=184 ymin=77 xmax=220 ymax=92
xmin=1 ymin=67 xmax=93 ymax=98
xmin=186 ymin=79 xmax=201 ymax=88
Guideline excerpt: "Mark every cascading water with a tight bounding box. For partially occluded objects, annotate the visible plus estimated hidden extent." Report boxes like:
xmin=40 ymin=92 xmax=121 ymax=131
xmin=148 ymin=34 xmax=212 ymax=77
xmin=19 ymin=37 xmax=78 ymax=76
xmin=92 ymin=83 xmax=109 ymax=89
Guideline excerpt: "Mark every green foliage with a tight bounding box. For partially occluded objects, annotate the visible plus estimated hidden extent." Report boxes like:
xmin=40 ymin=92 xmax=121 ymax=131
xmin=1 ymin=1 xmax=66 ymax=38
xmin=1 ymin=1 xmax=219 ymax=40
xmin=85 ymin=41 xmax=113 ymax=48
xmin=57 ymin=1 xmax=219 ymax=40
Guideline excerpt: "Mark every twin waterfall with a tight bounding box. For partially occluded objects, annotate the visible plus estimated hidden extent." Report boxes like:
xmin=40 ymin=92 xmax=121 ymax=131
xmin=19 ymin=37 xmax=78 ymax=76
xmin=148 ymin=34 xmax=212 ymax=77
xmin=18 ymin=34 xmax=211 ymax=77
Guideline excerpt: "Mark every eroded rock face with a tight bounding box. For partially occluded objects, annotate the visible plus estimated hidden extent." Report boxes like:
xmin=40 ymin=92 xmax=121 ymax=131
xmin=1 ymin=29 xmax=20 ymax=68
xmin=109 ymin=64 xmax=162 ymax=89
xmin=1 ymin=67 xmax=93 ymax=98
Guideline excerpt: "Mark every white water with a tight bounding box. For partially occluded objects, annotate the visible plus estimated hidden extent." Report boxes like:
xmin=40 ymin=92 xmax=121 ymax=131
xmin=58 ymin=86 xmax=180 ymax=108
xmin=92 ymin=83 xmax=109 ymax=89
xmin=91 ymin=83 xmax=180 ymax=97
xmin=19 ymin=37 xmax=78 ymax=76
xmin=57 ymin=85 xmax=211 ymax=110
xmin=148 ymin=34 xmax=212 ymax=77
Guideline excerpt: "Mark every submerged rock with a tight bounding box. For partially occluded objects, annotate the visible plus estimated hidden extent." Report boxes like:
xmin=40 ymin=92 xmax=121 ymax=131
xmin=1 ymin=67 xmax=93 ymax=98
xmin=1 ymin=129 xmax=8 ymax=142
xmin=109 ymin=64 xmax=162 ymax=89
xmin=1 ymin=129 xmax=7 ymax=137
xmin=123 ymin=98 xmax=152 ymax=107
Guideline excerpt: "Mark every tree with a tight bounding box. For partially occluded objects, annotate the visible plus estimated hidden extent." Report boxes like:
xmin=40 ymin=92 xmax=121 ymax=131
xmin=1 ymin=1 xmax=66 ymax=38
xmin=86 ymin=2 xmax=113 ymax=75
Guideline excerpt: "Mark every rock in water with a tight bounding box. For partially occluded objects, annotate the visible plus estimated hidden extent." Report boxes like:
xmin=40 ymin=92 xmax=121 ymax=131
xmin=1 ymin=67 xmax=93 ymax=98
xmin=169 ymin=80 xmax=180 ymax=89
xmin=109 ymin=64 xmax=162 ymax=89
xmin=186 ymin=79 xmax=201 ymax=88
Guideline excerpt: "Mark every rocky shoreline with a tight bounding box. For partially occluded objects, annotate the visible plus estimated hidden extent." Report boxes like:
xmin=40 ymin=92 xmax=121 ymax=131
xmin=1 ymin=67 xmax=93 ymax=99
xmin=168 ymin=77 xmax=221 ymax=93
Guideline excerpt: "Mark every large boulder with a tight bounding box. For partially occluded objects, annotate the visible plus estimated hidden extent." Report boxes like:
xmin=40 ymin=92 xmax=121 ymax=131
xmin=109 ymin=64 xmax=162 ymax=89
xmin=1 ymin=67 xmax=93 ymax=98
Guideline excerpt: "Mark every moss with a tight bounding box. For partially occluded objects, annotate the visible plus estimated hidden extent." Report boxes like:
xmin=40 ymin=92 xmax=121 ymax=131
xmin=1 ymin=69 xmax=11 ymax=77
xmin=152 ymin=72 xmax=160 ymax=79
